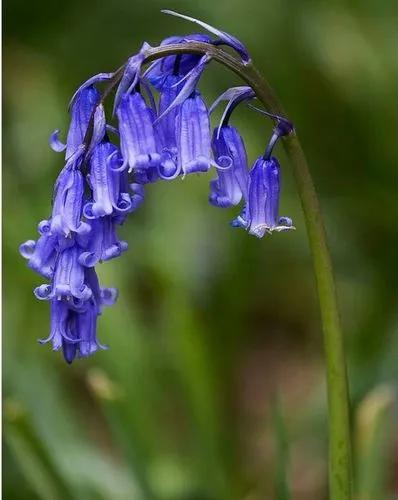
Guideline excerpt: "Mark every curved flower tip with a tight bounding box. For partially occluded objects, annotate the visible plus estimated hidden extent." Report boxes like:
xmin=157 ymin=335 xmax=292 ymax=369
xmin=210 ymin=86 xmax=255 ymax=135
xmin=38 ymin=220 xmax=51 ymax=235
xmin=161 ymin=10 xmax=251 ymax=62
xmin=114 ymin=193 xmax=133 ymax=214
xmin=157 ymin=156 xmax=181 ymax=180
xmin=209 ymin=86 xmax=254 ymax=115
xmin=100 ymin=287 xmax=118 ymax=307
xmin=49 ymin=129 xmax=66 ymax=153
xmin=19 ymin=240 xmax=36 ymax=259
xmin=34 ymin=284 xmax=52 ymax=300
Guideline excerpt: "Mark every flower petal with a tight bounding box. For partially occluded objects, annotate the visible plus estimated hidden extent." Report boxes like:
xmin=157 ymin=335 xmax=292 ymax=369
xmin=161 ymin=10 xmax=250 ymax=62
xmin=49 ymin=129 xmax=66 ymax=153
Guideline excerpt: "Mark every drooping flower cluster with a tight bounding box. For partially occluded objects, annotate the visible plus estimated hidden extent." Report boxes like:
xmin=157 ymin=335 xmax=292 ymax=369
xmin=20 ymin=11 xmax=294 ymax=363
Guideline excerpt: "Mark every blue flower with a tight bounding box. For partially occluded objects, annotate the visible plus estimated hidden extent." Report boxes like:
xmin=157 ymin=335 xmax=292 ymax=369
xmin=209 ymin=125 xmax=248 ymax=207
xmin=39 ymin=268 xmax=117 ymax=364
xmin=50 ymin=86 xmax=105 ymax=160
xmin=155 ymin=75 xmax=182 ymax=166
xmin=34 ymin=245 xmax=92 ymax=301
xmin=78 ymin=216 xmax=128 ymax=267
xmin=21 ymin=79 xmax=125 ymax=362
xmin=84 ymin=140 xmax=136 ymax=218
xmin=175 ymin=91 xmax=212 ymax=175
xmin=20 ymin=14 xmax=296 ymax=364
xmin=116 ymin=92 xmax=161 ymax=183
xmin=232 ymin=156 xmax=294 ymax=238
xmin=49 ymin=160 xmax=91 ymax=238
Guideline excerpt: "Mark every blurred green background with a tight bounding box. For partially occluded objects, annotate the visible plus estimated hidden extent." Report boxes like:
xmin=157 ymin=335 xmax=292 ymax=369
xmin=4 ymin=0 xmax=398 ymax=498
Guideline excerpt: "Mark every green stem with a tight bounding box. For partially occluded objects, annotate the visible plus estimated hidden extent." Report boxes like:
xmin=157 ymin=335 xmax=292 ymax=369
xmin=90 ymin=41 xmax=353 ymax=498
xmin=241 ymin=61 xmax=353 ymax=500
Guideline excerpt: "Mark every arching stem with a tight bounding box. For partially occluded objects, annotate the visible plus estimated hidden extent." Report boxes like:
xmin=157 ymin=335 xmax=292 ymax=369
xmin=86 ymin=41 xmax=353 ymax=499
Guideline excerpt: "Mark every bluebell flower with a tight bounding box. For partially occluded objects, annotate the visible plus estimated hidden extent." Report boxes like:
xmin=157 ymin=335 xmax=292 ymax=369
xmin=50 ymin=86 xmax=105 ymax=160
xmin=232 ymin=156 xmax=294 ymax=238
xmin=49 ymin=161 xmax=91 ymax=238
xmin=20 ymin=12 xmax=296 ymax=364
xmin=78 ymin=216 xmax=128 ymax=267
xmin=19 ymin=221 xmax=58 ymax=279
xmin=84 ymin=140 xmax=135 ymax=218
xmin=155 ymin=75 xmax=182 ymax=166
xmin=39 ymin=268 xmax=117 ymax=364
xmin=209 ymin=125 xmax=248 ymax=207
xmin=34 ymin=245 xmax=92 ymax=301
xmin=116 ymin=92 xmax=161 ymax=183
xmin=175 ymin=91 xmax=212 ymax=175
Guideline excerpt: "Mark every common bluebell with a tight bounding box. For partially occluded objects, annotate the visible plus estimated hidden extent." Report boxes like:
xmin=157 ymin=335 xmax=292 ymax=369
xmin=20 ymin=11 xmax=294 ymax=363
xmin=209 ymin=125 xmax=248 ymax=207
xmin=232 ymin=156 xmax=293 ymax=237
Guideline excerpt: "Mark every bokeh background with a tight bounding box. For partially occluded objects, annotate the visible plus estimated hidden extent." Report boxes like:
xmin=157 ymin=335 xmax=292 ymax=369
xmin=4 ymin=0 xmax=398 ymax=498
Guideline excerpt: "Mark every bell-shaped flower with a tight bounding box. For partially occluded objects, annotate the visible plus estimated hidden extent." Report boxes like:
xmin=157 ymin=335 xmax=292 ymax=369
xmin=19 ymin=220 xmax=58 ymax=279
xmin=209 ymin=125 xmax=248 ymax=207
xmin=37 ymin=266 xmax=118 ymax=363
xmin=39 ymin=299 xmax=80 ymax=356
xmin=155 ymin=75 xmax=181 ymax=164
xmin=50 ymin=86 xmax=105 ymax=160
xmin=78 ymin=216 xmax=128 ymax=267
xmin=117 ymin=92 xmax=161 ymax=182
xmin=232 ymin=156 xmax=294 ymax=238
xmin=34 ymin=245 xmax=92 ymax=301
xmin=85 ymin=141 xmax=134 ymax=218
xmin=49 ymin=158 xmax=90 ymax=237
xmin=176 ymin=91 xmax=212 ymax=175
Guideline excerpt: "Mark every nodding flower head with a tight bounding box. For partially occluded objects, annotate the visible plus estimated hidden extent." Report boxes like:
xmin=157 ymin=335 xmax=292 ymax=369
xmin=209 ymin=125 xmax=248 ymax=207
xmin=39 ymin=269 xmax=117 ymax=364
xmin=20 ymin=11 xmax=296 ymax=363
xmin=232 ymin=156 xmax=294 ymax=238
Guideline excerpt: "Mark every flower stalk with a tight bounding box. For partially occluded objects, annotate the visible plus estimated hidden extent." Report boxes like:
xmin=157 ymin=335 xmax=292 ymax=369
xmin=126 ymin=40 xmax=352 ymax=499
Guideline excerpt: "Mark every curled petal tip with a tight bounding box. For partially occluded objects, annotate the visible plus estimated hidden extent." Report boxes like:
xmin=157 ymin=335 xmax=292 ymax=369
xmin=161 ymin=10 xmax=250 ymax=61
xmin=100 ymin=287 xmax=119 ymax=306
xmin=49 ymin=129 xmax=66 ymax=153
xmin=34 ymin=284 xmax=52 ymax=300
xmin=19 ymin=240 xmax=36 ymax=259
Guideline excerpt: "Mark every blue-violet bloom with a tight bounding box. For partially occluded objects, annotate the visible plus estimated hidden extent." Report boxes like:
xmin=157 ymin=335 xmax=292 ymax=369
xmin=209 ymin=125 xmax=248 ymax=207
xmin=232 ymin=156 xmax=294 ymax=237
